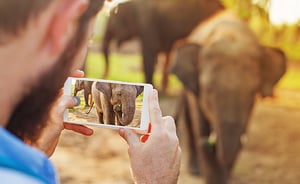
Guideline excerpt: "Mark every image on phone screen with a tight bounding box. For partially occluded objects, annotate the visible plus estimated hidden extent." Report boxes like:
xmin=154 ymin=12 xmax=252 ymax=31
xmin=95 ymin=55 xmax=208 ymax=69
xmin=64 ymin=77 xmax=152 ymax=133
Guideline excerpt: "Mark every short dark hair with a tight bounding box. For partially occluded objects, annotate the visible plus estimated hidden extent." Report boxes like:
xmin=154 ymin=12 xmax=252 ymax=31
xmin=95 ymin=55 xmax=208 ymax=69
xmin=0 ymin=0 xmax=105 ymax=44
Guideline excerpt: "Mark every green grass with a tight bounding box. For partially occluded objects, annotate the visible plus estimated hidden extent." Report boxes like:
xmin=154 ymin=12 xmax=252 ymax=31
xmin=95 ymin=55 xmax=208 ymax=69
xmin=85 ymin=51 xmax=144 ymax=82
xmin=85 ymin=51 xmax=300 ymax=93
xmin=85 ymin=51 xmax=183 ymax=92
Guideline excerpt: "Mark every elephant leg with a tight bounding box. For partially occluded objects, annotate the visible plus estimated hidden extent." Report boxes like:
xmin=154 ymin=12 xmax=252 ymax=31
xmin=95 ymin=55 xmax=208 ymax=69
xmin=197 ymin=118 xmax=229 ymax=184
xmin=185 ymin=90 xmax=213 ymax=176
xmin=74 ymin=90 xmax=78 ymax=96
xmin=142 ymin=43 xmax=158 ymax=85
xmin=103 ymin=105 xmax=115 ymax=125
xmin=84 ymin=90 xmax=90 ymax=107
xmin=200 ymin=142 xmax=228 ymax=184
xmin=80 ymin=51 xmax=88 ymax=73
xmin=102 ymin=50 xmax=110 ymax=79
xmin=97 ymin=111 xmax=104 ymax=124
xmin=173 ymin=90 xmax=200 ymax=174
xmin=184 ymin=91 xmax=228 ymax=183
xmin=89 ymin=93 xmax=93 ymax=107
xmin=199 ymin=116 xmax=229 ymax=184
xmin=185 ymin=91 xmax=228 ymax=184
xmin=196 ymin=117 xmax=229 ymax=184
xmin=161 ymin=51 xmax=171 ymax=93
xmin=173 ymin=90 xmax=185 ymax=130
xmin=184 ymin=94 xmax=201 ymax=175
xmin=102 ymin=30 xmax=111 ymax=79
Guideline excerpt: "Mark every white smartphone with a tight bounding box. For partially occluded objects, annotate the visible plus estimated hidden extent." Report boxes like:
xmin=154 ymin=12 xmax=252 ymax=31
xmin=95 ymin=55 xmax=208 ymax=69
xmin=64 ymin=77 xmax=153 ymax=134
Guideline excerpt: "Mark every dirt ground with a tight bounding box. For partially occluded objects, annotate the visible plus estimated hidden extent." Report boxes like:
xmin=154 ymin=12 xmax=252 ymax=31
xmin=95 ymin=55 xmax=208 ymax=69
xmin=52 ymin=66 xmax=300 ymax=184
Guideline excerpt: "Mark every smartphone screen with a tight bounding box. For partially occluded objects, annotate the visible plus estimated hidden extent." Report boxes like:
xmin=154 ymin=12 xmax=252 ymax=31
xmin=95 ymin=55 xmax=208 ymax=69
xmin=63 ymin=77 xmax=152 ymax=134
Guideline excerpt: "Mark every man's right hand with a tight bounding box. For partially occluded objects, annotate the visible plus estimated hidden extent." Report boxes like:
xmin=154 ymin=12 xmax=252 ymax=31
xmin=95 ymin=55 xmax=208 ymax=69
xmin=119 ymin=89 xmax=181 ymax=184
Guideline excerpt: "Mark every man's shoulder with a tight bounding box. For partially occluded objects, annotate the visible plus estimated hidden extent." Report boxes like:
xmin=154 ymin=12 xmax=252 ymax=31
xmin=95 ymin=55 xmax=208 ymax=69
xmin=0 ymin=167 xmax=45 ymax=184
xmin=0 ymin=127 xmax=58 ymax=184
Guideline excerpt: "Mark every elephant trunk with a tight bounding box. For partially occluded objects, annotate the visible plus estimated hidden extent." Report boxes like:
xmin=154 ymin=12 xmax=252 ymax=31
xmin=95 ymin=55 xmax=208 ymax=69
xmin=216 ymin=122 xmax=243 ymax=173
xmin=114 ymin=103 xmax=135 ymax=126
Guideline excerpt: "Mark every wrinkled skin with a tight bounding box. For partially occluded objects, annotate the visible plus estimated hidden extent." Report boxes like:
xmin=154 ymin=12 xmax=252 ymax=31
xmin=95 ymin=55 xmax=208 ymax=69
xmin=172 ymin=10 xmax=286 ymax=184
xmin=91 ymin=82 xmax=144 ymax=126
xmin=74 ymin=80 xmax=93 ymax=107
xmin=102 ymin=0 xmax=224 ymax=92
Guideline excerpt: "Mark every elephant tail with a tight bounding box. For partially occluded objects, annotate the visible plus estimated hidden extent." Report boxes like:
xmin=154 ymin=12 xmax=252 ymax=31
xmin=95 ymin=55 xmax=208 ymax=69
xmin=86 ymin=102 xmax=95 ymax=114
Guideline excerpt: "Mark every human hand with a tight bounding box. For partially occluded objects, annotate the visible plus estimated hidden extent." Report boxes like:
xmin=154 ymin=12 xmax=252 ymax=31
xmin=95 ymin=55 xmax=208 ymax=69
xmin=119 ymin=89 xmax=181 ymax=184
xmin=33 ymin=70 xmax=94 ymax=157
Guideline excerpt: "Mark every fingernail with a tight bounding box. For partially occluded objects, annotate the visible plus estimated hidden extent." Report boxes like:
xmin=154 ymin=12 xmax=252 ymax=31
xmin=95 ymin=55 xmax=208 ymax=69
xmin=140 ymin=133 xmax=151 ymax=143
xmin=119 ymin=128 xmax=124 ymax=135
xmin=73 ymin=96 xmax=81 ymax=106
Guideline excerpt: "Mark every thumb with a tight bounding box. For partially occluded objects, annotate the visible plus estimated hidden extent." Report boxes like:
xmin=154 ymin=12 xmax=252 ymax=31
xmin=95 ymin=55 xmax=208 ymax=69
xmin=119 ymin=129 xmax=140 ymax=146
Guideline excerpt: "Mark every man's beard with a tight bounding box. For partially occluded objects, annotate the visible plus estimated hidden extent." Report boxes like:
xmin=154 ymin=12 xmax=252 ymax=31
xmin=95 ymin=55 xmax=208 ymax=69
xmin=6 ymin=0 xmax=105 ymax=143
xmin=6 ymin=37 xmax=82 ymax=142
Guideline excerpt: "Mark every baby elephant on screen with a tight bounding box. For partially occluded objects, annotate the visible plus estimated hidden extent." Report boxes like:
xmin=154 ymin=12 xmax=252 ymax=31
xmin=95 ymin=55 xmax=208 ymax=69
xmin=91 ymin=82 xmax=144 ymax=126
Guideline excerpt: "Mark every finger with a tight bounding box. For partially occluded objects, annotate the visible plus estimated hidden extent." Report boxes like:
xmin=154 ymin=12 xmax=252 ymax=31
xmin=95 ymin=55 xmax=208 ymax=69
xmin=63 ymin=123 xmax=94 ymax=136
xmin=59 ymin=95 xmax=78 ymax=109
xmin=148 ymin=89 xmax=163 ymax=132
xmin=73 ymin=96 xmax=81 ymax=106
xmin=162 ymin=116 xmax=177 ymax=134
xmin=71 ymin=70 xmax=85 ymax=78
xmin=51 ymin=96 xmax=77 ymax=121
xmin=119 ymin=129 xmax=140 ymax=146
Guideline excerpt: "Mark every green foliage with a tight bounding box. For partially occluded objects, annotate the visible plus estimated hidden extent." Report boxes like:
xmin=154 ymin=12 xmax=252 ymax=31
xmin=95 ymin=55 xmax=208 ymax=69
xmin=277 ymin=67 xmax=300 ymax=90
xmin=222 ymin=0 xmax=300 ymax=61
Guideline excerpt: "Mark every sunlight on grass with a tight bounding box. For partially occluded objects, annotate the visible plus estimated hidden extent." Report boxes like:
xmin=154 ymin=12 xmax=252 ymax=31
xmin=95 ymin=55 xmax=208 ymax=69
xmin=277 ymin=68 xmax=300 ymax=90
xmin=85 ymin=51 xmax=300 ymax=93
xmin=85 ymin=51 xmax=183 ymax=93
xmin=85 ymin=51 xmax=144 ymax=82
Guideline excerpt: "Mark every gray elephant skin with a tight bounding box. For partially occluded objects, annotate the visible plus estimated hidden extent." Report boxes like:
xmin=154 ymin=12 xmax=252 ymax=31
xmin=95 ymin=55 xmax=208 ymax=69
xmin=91 ymin=82 xmax=144 ymax=126
xmin=171 ymin=10 xmax=287 ymax=184
xmin=74 ymin=80 xmax=93 ymax=107
xmin=102 ymin=0 xmax=224 ymax=91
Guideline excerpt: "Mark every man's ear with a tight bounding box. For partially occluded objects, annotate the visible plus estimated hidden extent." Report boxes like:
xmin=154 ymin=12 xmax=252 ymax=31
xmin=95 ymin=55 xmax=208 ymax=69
xmin=46 ymin=0 xmax=89 ymax=54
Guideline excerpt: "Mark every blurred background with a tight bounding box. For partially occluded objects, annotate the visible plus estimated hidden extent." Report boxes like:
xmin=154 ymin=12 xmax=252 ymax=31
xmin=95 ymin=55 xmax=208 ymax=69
xmin=51 ymin=0 xmax=300 ymax=183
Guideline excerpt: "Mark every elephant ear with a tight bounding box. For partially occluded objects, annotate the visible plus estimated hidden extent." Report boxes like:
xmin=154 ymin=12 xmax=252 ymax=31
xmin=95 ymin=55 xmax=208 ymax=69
xmin=260 ymin=46 xmax=287 ymax=98
xmin=171 ymin=42 xmax=200 ymax=95
xmin=135 ymin=86 xmax=144 ymax=97
xmin=95 ymin=82 xmax=112 ymax=98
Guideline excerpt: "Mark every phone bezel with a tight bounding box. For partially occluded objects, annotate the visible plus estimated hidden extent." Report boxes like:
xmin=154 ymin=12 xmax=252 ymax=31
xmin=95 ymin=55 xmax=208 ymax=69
xmin=63 ymin=77 xmax=153 ymax=134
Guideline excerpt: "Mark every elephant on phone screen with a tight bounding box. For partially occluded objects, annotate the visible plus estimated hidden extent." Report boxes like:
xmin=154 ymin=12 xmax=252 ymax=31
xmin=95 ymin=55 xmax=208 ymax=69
xmin=171 ymin=10 xmax=286 ymax=184
xmin=102 ymin=0 xmax=224 ymax=91
xmin=91 ymin=82 xmax=144 ymax=126
xmin=74 ymin=80 xmax=93 ymax=107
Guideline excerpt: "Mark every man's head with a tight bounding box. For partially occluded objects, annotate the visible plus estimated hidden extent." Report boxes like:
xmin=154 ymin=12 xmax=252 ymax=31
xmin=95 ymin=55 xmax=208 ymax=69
xmin=0 ymin=0 xmax=106 ymax=142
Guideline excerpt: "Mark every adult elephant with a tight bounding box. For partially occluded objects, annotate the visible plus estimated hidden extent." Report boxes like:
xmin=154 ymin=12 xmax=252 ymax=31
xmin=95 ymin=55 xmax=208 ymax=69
xmin=102 ymin=1 xmax=138 ymax=78
xmin=102 ymin=0 xmax=224 ymax=91
xmin=171 ymin=10 xmax=287 ymax=184
xmin=74 ymin=80 xmax=93 ymax=107
xmin=91 ymin=81 xmax=144 ymax=126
